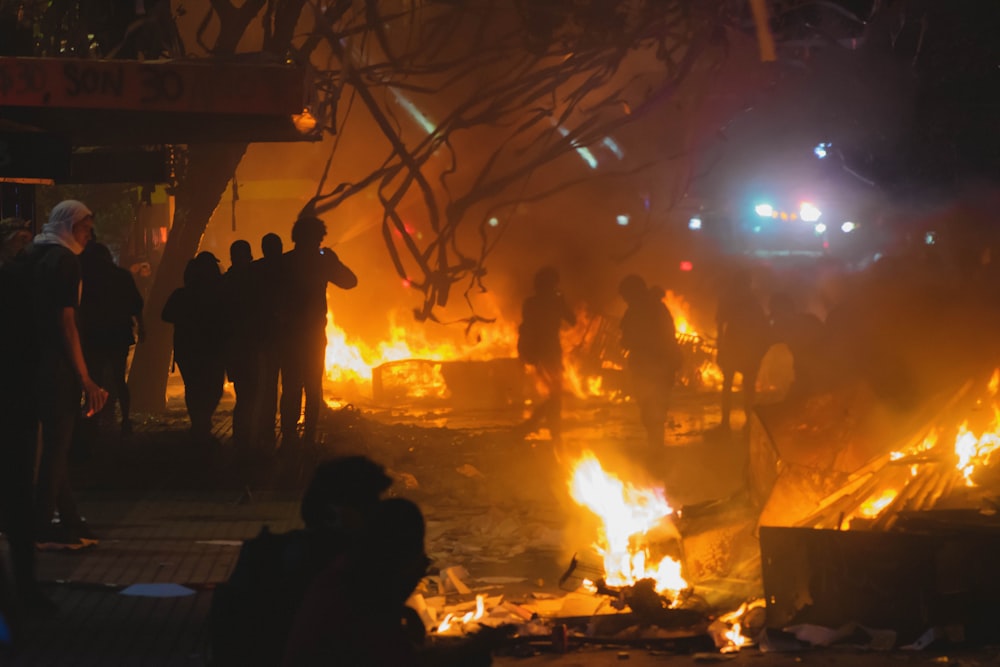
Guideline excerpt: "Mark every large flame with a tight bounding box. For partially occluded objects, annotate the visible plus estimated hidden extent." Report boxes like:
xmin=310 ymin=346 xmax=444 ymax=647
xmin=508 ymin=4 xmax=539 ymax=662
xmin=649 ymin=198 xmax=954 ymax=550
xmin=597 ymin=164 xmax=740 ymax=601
xmin=568 ymin=451 xmax=687 ymax=598
xmin=953 ymin=370 xmax=1000 ymax=486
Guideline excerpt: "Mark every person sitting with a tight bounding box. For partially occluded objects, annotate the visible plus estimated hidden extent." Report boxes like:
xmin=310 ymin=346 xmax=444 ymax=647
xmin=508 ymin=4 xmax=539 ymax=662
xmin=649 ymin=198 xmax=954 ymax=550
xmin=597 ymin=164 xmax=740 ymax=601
xmin=207 ymin=455 xmax=393 ymax=667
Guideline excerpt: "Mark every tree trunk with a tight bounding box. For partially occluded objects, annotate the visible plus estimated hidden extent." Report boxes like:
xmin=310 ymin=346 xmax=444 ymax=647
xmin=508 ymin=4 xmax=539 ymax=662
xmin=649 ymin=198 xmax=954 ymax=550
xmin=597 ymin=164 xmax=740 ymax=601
xmin=129 ymin=143 xmax=248 ymax=413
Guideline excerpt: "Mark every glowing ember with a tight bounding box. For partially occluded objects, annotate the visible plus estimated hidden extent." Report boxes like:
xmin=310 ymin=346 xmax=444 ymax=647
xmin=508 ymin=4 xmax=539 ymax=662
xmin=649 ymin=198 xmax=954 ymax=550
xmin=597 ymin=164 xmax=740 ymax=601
xmin=857 ymin=488 xmax=898 ymax=518
xmin=568 ymin=451 xmax=687 ymax=597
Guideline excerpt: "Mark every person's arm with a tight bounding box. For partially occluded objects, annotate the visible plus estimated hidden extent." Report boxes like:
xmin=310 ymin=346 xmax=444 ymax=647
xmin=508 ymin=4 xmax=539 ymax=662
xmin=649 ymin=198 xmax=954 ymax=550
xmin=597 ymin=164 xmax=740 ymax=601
xmin=559 ymin=295 xmax=576 ymax=327
xmin=321 ymin=249 xmax=358 ymax=289
xmin=60 ymin=306 xmax=107 ymax=415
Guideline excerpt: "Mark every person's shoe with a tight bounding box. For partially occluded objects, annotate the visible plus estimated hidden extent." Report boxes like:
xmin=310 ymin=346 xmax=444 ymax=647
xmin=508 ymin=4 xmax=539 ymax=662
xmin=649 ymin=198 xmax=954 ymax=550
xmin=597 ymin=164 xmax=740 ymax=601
xmin=35 ymin=524 xmax=87 ymax=552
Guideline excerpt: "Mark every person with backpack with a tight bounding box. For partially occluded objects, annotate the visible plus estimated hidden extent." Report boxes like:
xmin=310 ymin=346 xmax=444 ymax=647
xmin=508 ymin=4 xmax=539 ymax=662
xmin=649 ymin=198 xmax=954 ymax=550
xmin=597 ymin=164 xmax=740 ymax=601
xmin=516 ymin=266 xmax=576 ymax=442
xmin=207 ymin=455 xmax=393 ymax=666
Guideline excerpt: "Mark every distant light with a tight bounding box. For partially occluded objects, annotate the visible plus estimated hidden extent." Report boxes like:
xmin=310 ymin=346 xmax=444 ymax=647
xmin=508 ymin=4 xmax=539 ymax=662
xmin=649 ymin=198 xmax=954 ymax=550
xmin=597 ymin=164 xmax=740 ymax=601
xmin=402 ymin=278 xmax=412 ymax=288
xmin=602 ymin=136 xmax=625 ymax=160
xmin=679 ymin=261 xmax=694 ymax=272
xmin=823 ymin=240 xmax=829 ymax=249
xmin=555 ymin=123 xmax=598 ymax=169
xmin=800 ymin=202 xmax=822 ymax=222
xmin=753 ymin=225 xmax=763 ymax=233
xmin=780 ymin=212 xmax=788 ymax=220
xmin=814 ymin=142 xmax=831 ymax=159
xmin=925 ymin=231 xmax=937 ymax=245
xmin=292 ymin=108 xmax=317 ymax=134
xmin=488 ymin=217 xmax=499 ymax=227
xmin=841 ymin=221 xmax=856 ymax=233
xmin=688 ymin=216 xmax=702 ymax=230
xmin=755 ymin=203 xmax=774 ymax=217
xmin=390 ymin=88 xmax=436 ymax=134
xmin=814 ymin=223 xmax=827 ymax=234
xmin=616 ymin=214 xmax=630 ymax=226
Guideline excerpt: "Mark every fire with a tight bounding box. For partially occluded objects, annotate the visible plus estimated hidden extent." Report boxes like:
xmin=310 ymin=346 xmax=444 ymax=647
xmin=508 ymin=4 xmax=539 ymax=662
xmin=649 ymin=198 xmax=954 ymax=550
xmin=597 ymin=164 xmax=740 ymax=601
xmin=952 ymin=370 xmax=1000 ymax=486
xmin=857 ymin=488 xmax=898 ymax=518
xmin=436 ymin=594 xmax=486 ymax=634
xmin=568 ymin=451 xmax=687 ymax=598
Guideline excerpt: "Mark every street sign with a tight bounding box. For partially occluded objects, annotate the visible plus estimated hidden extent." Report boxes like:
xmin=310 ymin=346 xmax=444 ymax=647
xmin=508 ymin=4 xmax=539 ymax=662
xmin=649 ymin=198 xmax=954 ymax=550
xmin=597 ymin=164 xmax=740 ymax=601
xmin=0 ymin=57 xmax=304 ymax=116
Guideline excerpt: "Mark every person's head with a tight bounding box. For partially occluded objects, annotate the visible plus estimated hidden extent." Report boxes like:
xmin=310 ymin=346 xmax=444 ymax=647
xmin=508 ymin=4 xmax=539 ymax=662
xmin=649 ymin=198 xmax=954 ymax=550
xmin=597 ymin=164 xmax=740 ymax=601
xmin=300 ymin=456 xmax=393 ymax=530
xmin=0 ymin=217 xmax=32 ymax=261
xmin=359 ymin=498 xmax=429 ymax=603
xmin=533 ymin=266 xmax=560 ymax=294
xmin=618 ymin=274 xmax=648 ymax=305
xmin=45 ymin=200 xmax=94 ymax=254
xmin=291 ymin=216 xmax=327 ymax=249
xmin=229 ymin=239 xmax=252 ymax=269
xmin=261 ymin=232 xmax=283 ymax=259
xmin=81 ymin=241 xmax=114 ymax=267
xmin=184 ymin=251 xmax=221 ymax=287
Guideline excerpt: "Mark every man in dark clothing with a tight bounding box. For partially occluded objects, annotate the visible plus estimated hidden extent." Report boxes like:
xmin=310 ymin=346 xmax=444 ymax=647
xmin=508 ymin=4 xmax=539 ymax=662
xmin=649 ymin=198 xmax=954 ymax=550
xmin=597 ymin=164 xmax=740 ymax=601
xmin=162 ymin=252 xmax=225 ymax=444
xmin=222 ymin=240 xmax=258 ymax=447
xmin=517 ymin=266 xmax=576 ymax=441
xmin=716 ymin=270 xmax=771 ymax=430
xmin=619 ymin=274 xmax=681 ymax=448
xmin=78 ymin=241 xmax=145 ymax=440
xmin=278 ymin=216 xmax=357 ymax=446
xmin=251 ymin=233 xmax=284 ymax=448
xmin=30 ymin=200 xmax=108 ymax=550
xmin=768 ymin=292 xmax=829 ymax=399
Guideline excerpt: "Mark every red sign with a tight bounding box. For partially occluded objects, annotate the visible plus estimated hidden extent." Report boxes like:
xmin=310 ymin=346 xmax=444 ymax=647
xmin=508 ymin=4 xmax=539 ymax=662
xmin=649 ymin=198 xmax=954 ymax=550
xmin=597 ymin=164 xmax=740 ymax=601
xmin=0 ymin=57 xmax=304 ymax=116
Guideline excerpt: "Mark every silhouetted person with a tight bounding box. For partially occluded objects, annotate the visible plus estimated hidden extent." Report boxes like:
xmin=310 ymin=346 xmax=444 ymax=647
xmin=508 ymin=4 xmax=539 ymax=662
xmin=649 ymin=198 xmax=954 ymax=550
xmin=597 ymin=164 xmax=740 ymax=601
xmin=77 ymin=241 xmax=145 ymax=441
xmin=278 ymin=216 xmax=358 ymax=446
xmin=30 ymin=201 xmax=107 ymax=550
xmin=0 ymin=221 xmax=53 ymax=631
xmin=209 ymin=456 xmax=393 ymax=667
xmin=251 ymin=232 xmax=284 ymax=447
xmin=162 ymin=252 xmax=225 ymax=444
xmin=517 ymin=266 xmax=576 ymax=441
xmin=716 ymin=270 xmax=771 ymax=430
xmin=0 ymin=217 xmax=32 ymax=266
xmin=619 ymin=275 xmax=680 ymax=447
xmin=768 ymin=292 xmax=829 ymax=399
xmin=223 ymin=239 xmax=258 ymax=446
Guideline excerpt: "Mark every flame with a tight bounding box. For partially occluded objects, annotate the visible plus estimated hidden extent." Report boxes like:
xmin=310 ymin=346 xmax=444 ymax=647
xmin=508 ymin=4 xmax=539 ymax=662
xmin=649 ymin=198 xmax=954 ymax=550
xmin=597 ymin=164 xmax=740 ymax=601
xmin=714 ymin=599 xmax=765 ymax=652
xmin=568 ymin=451 xmax=687 ymax=598
xmin=951 ymin=371 xmax=1000 ymax=486
xmin=436 ymin=594 xmax=485 ymax=634
xmin=857 ymin=488 xmax=898 ymax=518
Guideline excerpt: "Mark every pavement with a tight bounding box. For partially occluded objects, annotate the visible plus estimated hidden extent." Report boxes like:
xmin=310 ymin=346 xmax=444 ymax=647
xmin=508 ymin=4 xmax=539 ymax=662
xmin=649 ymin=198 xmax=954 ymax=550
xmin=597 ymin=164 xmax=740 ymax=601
xmin=2 ymin=388 xmax=998 ymax=666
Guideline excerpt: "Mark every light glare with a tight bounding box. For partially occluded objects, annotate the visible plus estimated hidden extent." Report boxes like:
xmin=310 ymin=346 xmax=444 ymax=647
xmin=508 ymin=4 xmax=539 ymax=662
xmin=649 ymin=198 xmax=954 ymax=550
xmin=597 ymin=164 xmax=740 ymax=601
xmin=616 ymin=214 xmax=630 ymax=226
xmin=688 ymin=216 xmax=702 ymax=230
xmin=841 ymin=221 xmax=856 ymax=233
xmin=754 ymin=203 xmax=773 ymax=217
xmin=800 ymin=202 xmax=822 ymax=222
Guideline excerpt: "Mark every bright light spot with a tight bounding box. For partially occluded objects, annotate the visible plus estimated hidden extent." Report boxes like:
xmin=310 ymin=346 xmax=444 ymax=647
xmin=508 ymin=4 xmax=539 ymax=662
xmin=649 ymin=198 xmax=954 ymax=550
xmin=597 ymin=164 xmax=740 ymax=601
xmin=616 ymin=214 xmax=630 ymax=226
xmin=603 ymin=136 xmax=625 ymax=160
xmin=754 ymin=203 xmax=773 ymax=217
xmin=814 ymin=142 xmax=830 ymax=159
xmin=555 ymin=123 xmax=599 ymax=169
xmin=488 ymin=217 xmax=499 ymax=227
xmin=390 ymin=88 xmax=436 ymax=134
xmin=292 ymin=108 xmax=317 ymax=134
xmin=753 ymin=225 xmax=762 ymax=234
xmin=841 ymin=221 xmax=856 ymax=233
xmin=679 ymin=261 xmax=693 ymax=272
xmin=688 ymin=216 xmax=702 ymax=230
xmin=925 ymin=231 xmax=937 ymax=245
xmin=402 ymin=278 xmax=411 ymax=288
xmin=800 ymin=202 xmax=822 ymax=222
xmin=814 ymin=223 xmax=827 ymax=234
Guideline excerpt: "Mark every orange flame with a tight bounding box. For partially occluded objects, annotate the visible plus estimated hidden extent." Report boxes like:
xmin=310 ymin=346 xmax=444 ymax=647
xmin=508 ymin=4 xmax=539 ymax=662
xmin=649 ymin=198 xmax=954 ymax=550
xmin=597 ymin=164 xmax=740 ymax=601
xmin=568 ymin=451 xmax=687 ymax=599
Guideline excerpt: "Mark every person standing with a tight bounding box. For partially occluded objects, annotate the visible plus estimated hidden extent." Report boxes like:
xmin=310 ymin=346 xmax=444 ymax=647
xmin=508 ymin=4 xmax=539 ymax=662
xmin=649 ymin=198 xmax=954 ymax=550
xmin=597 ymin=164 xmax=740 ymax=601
xmin=222 ymin=240 xmax=258 ymax=447
xmin=77 ymin=241 xmax=145 ymax=440
xmin=251 ymin=233 xmax=284 ymax=448
xmin=716 ymin=269 xmax=771 ymax=430
xmin=278 ymin=216 xmax=357 ymax=447
xmin=517 ymin=266 xmax=576 ymax=441
xmin=618 ymin=274 xmax=680 ymax=448
xmin=162 ymin=252 xmax=226 ymax=444
xmin=29 ymin=200 xmax=108 ymax=549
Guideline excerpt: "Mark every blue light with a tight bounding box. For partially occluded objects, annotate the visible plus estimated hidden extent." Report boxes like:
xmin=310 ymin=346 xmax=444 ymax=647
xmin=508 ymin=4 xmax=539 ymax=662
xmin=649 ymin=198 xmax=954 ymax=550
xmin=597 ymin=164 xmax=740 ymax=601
xmin=814 ymin=142 xmax=831 ymax=159
xmin=688 ymin=216 xmax=702 ymax=230
xmin=754 ymin=203 xmax=774 ymax=217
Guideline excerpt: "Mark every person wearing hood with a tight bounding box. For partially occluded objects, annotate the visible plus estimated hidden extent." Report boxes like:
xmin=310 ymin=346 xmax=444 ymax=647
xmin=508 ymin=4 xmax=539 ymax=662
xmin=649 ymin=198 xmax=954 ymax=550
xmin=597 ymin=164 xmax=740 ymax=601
xmin=27 ymin=200 xmax=108 ymax=550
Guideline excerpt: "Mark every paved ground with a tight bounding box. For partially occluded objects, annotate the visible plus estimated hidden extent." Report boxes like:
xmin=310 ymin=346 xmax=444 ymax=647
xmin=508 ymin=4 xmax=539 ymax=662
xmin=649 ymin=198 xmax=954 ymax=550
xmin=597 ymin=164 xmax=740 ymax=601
xmin=2 ymin=387 xmax=996 ymax=666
